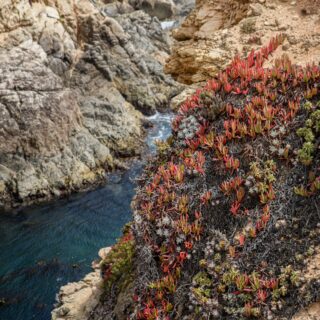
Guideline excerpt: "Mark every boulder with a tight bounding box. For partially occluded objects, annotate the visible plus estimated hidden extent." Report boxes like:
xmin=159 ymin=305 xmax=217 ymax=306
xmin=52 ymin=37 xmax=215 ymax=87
xmin=51 ymin=269 xmax=103 ymax=320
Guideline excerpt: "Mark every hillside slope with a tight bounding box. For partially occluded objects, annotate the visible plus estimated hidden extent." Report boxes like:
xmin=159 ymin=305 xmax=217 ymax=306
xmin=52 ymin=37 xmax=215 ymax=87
xmin=90 ymin=36 xmax=320 ymax=320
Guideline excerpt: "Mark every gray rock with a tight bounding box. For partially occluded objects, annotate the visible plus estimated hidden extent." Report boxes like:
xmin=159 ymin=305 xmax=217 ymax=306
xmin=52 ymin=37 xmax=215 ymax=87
xmin=129 ymin=0 xmax=176 ymax=20
xmin=0 ymin=0 xmax=184 ymax=209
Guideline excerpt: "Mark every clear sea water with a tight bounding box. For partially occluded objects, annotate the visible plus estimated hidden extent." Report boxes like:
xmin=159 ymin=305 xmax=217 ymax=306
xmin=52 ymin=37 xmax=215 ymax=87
xmin=0 ymin=113 xmax=172 ymax=320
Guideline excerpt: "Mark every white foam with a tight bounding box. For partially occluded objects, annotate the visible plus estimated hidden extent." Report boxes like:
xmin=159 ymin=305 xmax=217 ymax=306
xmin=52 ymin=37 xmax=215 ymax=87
xmin=161 ymin=21 xmax=176 ymax=30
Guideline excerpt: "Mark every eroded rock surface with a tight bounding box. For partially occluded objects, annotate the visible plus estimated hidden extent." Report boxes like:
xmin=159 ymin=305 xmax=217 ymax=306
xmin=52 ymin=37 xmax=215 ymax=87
xmin=0 ymin=0 xmax=184 ymax=209
xmin=52 ymin=270 xmax=103 ymax=320
xmin=51 ymin=247 xmax=111 ymax=320
xmin=165 ymin=0 xmax=320 ymax=84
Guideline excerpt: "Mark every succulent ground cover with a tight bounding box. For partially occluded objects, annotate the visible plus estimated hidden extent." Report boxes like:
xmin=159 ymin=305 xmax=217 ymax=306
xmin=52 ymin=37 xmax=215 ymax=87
xmin=100 ymin=35 xmax=320 ymax=319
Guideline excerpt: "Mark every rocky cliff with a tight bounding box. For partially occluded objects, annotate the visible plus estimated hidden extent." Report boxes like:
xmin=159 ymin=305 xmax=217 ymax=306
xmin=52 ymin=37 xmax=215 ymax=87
xmin=165 ymin=0 xmax=320 ymax=84
xmin=0 ymin=0 xmax=185 ymax=209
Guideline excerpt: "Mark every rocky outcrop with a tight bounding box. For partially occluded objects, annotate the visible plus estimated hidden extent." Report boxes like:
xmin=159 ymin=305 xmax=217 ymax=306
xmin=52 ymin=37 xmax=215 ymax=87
xmin=0 ymin=41 xmax=113 ymax=205
xmin=52 ymin=270 xmax=102 ymax=320
xmin=51 ymin=247 xmax=111 ymax=320
xmin=165 ymin=0 xmax=320 ymax=84
xmin=0 ymin=0 xmax=184 ymax=209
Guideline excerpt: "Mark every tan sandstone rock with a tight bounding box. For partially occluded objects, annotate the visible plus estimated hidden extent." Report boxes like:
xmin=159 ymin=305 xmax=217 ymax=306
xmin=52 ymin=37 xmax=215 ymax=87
xmin=165 ymin=0 xmax=320 ymax=84
xmin=51 ymin=269 xmax=103 ymax=320
xmin=51 ymin=246 xmax=113 ymax=320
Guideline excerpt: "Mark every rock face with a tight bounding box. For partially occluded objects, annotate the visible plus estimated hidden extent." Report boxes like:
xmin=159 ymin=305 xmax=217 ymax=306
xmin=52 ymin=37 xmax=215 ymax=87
xmin=0 ymin=0 xmax=183 ymax=209
xmin=51 ymin=247 xmax=112 ymax=320
xmin=165 ymin=0 xmax=320 ymax=84
xmin=52 ymin=270 xmax=102 ymax=320
xmin=0 ymin=41 xmax=112 ymax=205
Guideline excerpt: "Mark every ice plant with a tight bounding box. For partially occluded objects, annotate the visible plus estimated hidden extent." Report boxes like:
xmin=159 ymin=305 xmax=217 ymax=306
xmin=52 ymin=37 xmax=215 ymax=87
xmin=200 ymin=191 xmax=212 ymax=205
xmin=223 ymin=82 xmax=233 ymax=93
xmin=238 ymin=233 xmax=246 ymax=246
xmin=131 ymin=34 xmax=320 ymax=319
xmin=257 ymin=289 xmax=268 ymax=303
xmin=230 ymin=201 xmax=241 ymax=216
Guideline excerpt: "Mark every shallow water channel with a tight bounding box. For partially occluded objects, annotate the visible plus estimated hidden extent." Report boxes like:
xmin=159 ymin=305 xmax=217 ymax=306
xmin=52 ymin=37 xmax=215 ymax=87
xmin=0 ymin=113 xmax=172 ymax=320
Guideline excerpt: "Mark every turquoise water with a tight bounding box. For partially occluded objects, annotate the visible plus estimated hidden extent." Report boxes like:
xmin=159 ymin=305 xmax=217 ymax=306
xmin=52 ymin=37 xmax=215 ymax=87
xmin=0 ymin=113 xmax=172 ymax=320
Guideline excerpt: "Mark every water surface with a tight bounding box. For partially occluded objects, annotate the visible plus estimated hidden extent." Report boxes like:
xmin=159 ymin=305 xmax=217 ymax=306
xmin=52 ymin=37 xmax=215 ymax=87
xmin=0 ymin=113 xmax=172 ymax=320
